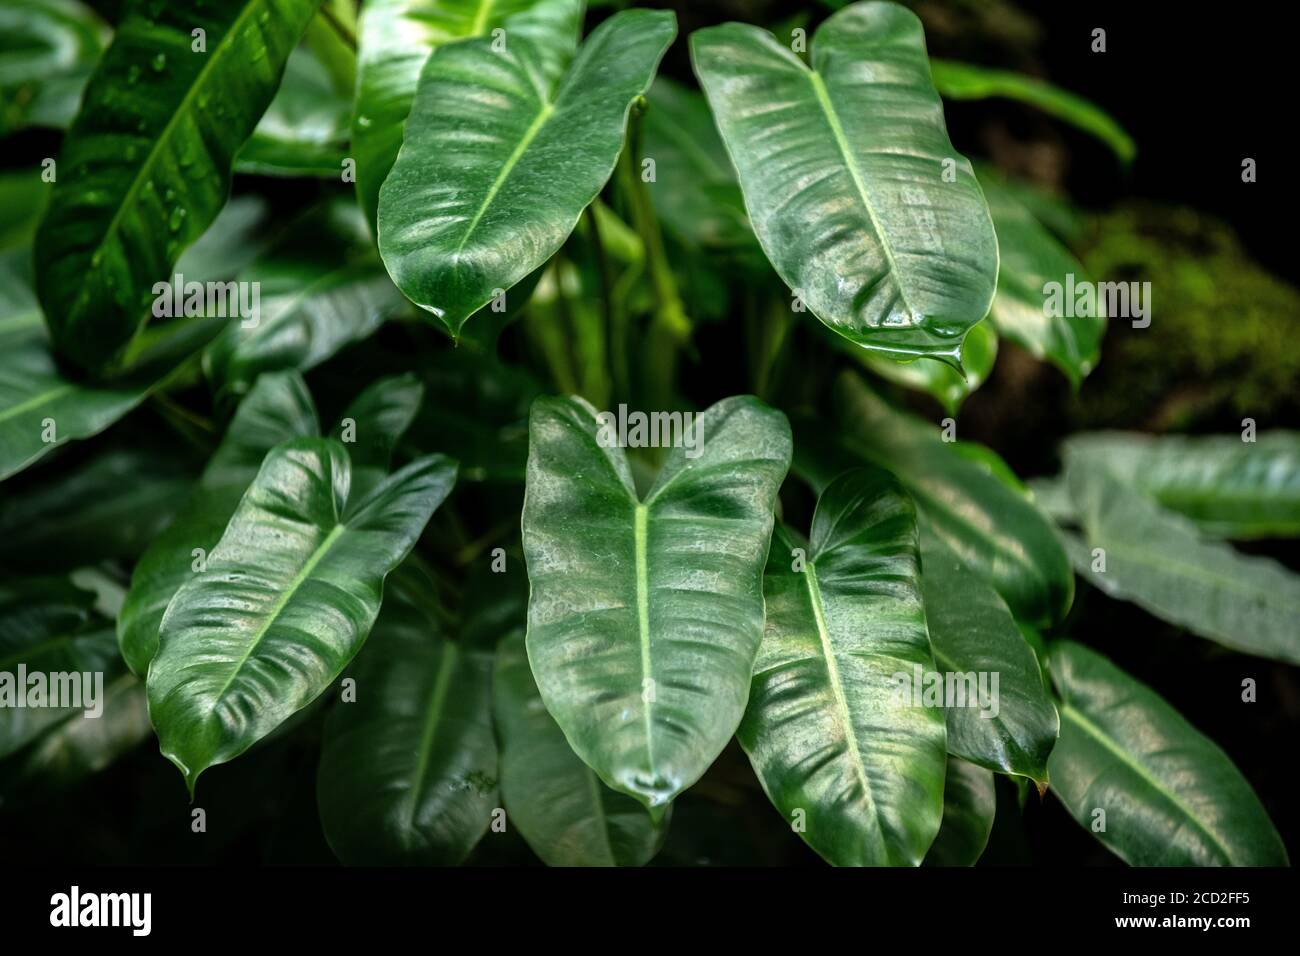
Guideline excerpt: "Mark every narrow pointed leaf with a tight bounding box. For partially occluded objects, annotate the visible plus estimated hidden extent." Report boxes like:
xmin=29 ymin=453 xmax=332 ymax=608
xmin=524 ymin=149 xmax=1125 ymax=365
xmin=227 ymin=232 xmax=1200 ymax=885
xmin=919 ymin=529 xmax=1058 ymax=783
xmin=691 ymin=2 xmax=998 ymax=363
xmin=33 ymin=0 xmax=324 ymax=372
xmin=923 ymin=757 xmax=996 ymax=867
xmin=523 ymin=394 xmax=791 ymax=810
xmin=1063 ymin=455 xmax=1300 ymax=664
xmin=352 ymin=0 xmax=585 ymax=225
xmin=738 ymin=468 xmax=946 ymax=866
xmin=118 ymin=371 xmax=319 ymax=676
xmin=148 ymin=439 xmax=457 ymax=792
xmin=379 ymin=8 xmax=676 ymax=337
xmin=495 ymin=630 xmax=666 ymax=866
xmin=331 ymin=373 xmax=425 ymax=501
xmin=318 ymin=566 xmax=498 ymax=865
xmin=1048 ymin=640 xmax=1287 ymax=865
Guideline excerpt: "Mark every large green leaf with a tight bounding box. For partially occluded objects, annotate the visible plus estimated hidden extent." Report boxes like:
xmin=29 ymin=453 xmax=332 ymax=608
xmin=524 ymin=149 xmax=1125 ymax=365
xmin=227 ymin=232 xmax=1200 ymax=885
xmin=147 ymin=438 xmax=457 ymax=792
xmin=378 ymin=8 xmax=675 ymax=338
xmin=1048 ymin=640 xmax=1287 ymax=866
xmin=856 ymin=319 xmax=997 ymax=416
xmin=796 ymin=373 xmax=1073 ymax=626
xmin=522 ymin=394 xmax=791 ymax=811
xmin=117 ymin=371 xmax=319 ymax=676
xmin=691 ymin=2 xmax=998 ymax=364
xmin=1065 ymin=431 xmax=1300 ymax=539
xmin=33 ymin=0 xmax=323 ymax=373
xmin=0 ymin=0 xmax=108 ymax=135
xmin=929 ymin=59 xmax=1135 ymax=164
xmin=919 ymin=529 xmax=1057 ymax=784
xmin=351 ymin=0 xmax=584 ymax=225
xmin=317 ymin=564 xmax=499 ymax=865
xmin=495 ymin=630 xmax=665 ymax=866
xmin=922 ymin=757 xmax=996 ymax=867
xmin=738 ymin=469 xmax=946 ymax=866
xmin=981 ymin=171 xmax=1102 ymax=387
xmin=1062 ymin=454 xmax=1300 ymax=664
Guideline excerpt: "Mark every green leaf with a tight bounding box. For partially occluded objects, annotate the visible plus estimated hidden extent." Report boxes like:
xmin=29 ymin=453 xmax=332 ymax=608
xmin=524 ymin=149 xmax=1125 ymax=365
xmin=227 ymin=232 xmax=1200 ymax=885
xmin=378 ymin=8 xmax=676 ymax=338
xmin=0 ymin=169 xmax=52 ymax=252
xmin=691 ymin=2 xmax=998 ymax=365
xmin=522 ymin=394 xmax=791 ymax=811
xmin=318 ymin=564 xmax=499 ymax=865
xmin=352 ymin=0 xmax=585 ymax=226
xmin=923 ymin=757 xmax=996 ymax=867
xmin=203 ymin=202 xmax=404 ymax=400
xmin=796 ymin=373 xmax=1073 ymax=626
xmin=33 ymin=0 xmax=324 ymax=373
xmin=147 ymin=438 xmax=457 ymax=792
xmin=981 ymin=171 xmax=1102 ymax=387
xmin=235 ymin=44 xmax=350 ymax=177
xmin=929 ymin=59 xmax=1135 ymax=164
xmin=495 ymin=630 xmax=665 ymax=865
xmin=0 ymin=0 xmax=109 ymax=136
xmin=117 ymin=370 xmax=319 ymax=676
xmin=857 ymin=319 xmax=997 ymax=416
xmin=919 ymin=529 xmax=1058 ymax=783
xmin=1065 ymin=431 xmax=1300 ymax=539
xmin=1047 ymin=640 xmax=1287 ymax=865
xmin=1062 ymin=454 xmax=1300 ymax=664
xmin=331 ymin=373 xmax=424 ymax=501
xmin=739 ymin=469 xmax=946 ymax=866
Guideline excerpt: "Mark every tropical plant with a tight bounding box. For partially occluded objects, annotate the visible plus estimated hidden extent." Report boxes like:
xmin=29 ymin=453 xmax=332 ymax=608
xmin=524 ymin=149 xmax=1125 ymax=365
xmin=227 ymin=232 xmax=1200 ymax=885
xmin=0 ymin=0 xmax=1292 ymax=868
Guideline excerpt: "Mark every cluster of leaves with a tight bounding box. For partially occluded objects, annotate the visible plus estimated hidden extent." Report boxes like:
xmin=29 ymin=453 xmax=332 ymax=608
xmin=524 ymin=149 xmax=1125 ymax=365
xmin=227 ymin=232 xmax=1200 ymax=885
xmin=0 ymin=0 xmax=1293 ymax=866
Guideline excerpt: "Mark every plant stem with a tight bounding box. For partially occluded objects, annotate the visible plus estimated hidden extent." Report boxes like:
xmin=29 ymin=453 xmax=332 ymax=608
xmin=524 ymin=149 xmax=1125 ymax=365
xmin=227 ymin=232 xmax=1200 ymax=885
xmin=318 ymin=3 xmax=358 ymax=52
xmin=586 ymin=204 xmax=629 ymax=403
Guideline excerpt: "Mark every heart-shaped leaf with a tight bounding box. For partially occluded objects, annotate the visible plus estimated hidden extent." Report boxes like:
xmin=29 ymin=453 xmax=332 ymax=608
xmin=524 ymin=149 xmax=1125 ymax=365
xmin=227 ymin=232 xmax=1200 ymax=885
xmin=691 ymin=1 xmax=998 ymax=364
xmin=147 ymin=438 xmax=457 ymax=792
xmin=738 ymin=468 xmax=946 ymax=866
xmin=33 ymin=0 xmax=324 ymax=372
xmin=378 ymin=8 xmax=676 ymax=337
xmin=522 ymin=394 xmax=791 ymax=811
xmin=1047 ymin=640 xmax=1287 ymax=865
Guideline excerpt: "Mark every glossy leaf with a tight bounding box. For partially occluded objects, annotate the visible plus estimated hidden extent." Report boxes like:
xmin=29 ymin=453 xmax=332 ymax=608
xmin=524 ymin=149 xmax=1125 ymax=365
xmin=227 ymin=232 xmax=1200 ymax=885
xmin=795 ymin=373 xmax=1073 ymax=626
xmin=738 ymin=469 xmax=946 ymax=866
xmin=117 ymin=371 xmax=319 ymax=676
xmin=919 ymin=529 xmax=1057 ymax=783
xmin=1048 ymin=640 xmax=1287 ymax=865
xmin=923 ymin=757 xmax=996 ymax=867
xmin=929 ymin=59 xmax=1135 ymax=164
xmin=318 ymin=565 xmax=498 ymax=865
xmin=148 ymin=438 xmax=457 ymax=792
xmin=858 ymin=319 xmax=997 ymax=416
xmin=691 ymin=2 xmax=998 ymax=364
xmin=495 ymin=630 xmax=665 ymax=866
xmin=0 ymin=0 xmax=108 ymax=135
xmin=33 ymin=0 xmax=324 ymax=373
xmin=379 ymin=8 xmax=675 ymax=338
xmin=1066 ymin=431 xmax=1300 ymax=539
xmin=522 ymin=394 xmax=791 ymax=811
xmin=981 ymin=171 xmax=1102 ymax=387
xmin=1063 ymin=454 xmax=1300 ymax=664
xmin=352 ymin=0 xmax=585 ymax=224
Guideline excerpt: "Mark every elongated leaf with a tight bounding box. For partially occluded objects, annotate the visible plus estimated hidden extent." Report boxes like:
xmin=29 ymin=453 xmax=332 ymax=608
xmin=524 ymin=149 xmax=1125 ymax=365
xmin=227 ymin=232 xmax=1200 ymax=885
xmin=117 ymin=371 xmax=319 ymax=676
xmin=0 ymin=0 xmax=108 ymax=135
xmin=332 ymin=373 xmax=424 ymax=501
xmin=1048 ymin=640 xmax=1286 ymax=865
xmin=33 ymin=0 xmax=323 ymax=373
xmin=691 ymin=2 xmax=998 ymax=364
xmin=1063 ymin=455 xmax=1300 ymax=664
xmin=796 ymin=373 xmax=1073 ymax=626
xmin=236 ymin=44 xmax=350 ymax=177
xmin=379 ymin=8 xmax=675 ymax=337
xmin=919 ymin=529 xmax=1057 ymax=783
xmin=929 ymin=59 xmax=1135 ymax=164
xmin=148 ymin=438 xmax=457 ymax=792
xmin=523 ymin=394 xmax=791 ymax=811
xmin=352 ymin=0 xmax=584 ymax=225
xmin=981 ymin=171 xmax=1102 ymax=386
xmin=318 ymin=565 xmax=498 ymax=865
xmin=495 ymin=630 xmax=665 ymax=866
xmin=739 ymin=469 xmax=946 ymax=866
xmin=857 ymin=319 xmax=997 ymax=416
xmin=1066 ymin=431 xmax=1300 ymax=539
xmin=923 ymin=757 xmax=996 ymax=867
xmin=203 ymin=202 xmax=404 ymax=399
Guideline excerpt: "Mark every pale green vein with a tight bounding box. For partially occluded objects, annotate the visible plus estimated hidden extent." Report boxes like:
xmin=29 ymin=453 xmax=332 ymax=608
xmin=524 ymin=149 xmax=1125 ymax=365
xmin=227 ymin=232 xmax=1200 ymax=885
xmin=407 ymin=642 xmax=458 ymax=827
xmin=0 ymin=383 xmax=77 ymax=425
xmin=633 ymin=503 xmax=655 ymax=776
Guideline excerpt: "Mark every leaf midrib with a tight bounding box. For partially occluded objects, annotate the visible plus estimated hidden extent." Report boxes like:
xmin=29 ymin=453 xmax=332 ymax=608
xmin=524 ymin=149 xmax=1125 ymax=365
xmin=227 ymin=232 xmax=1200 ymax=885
xmin=406 ymin=642 xmax=458 ymax=828
xmin=634 ymin=503 xmax=655 ymax=775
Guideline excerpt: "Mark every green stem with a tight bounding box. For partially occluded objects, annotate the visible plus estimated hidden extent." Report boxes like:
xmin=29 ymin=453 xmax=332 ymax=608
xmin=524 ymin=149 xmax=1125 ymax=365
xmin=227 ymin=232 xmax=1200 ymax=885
xmin=318 ymin=3 xmax=357 ymax=51
xmin=586 ymin=204 xmax=629 ymax=404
